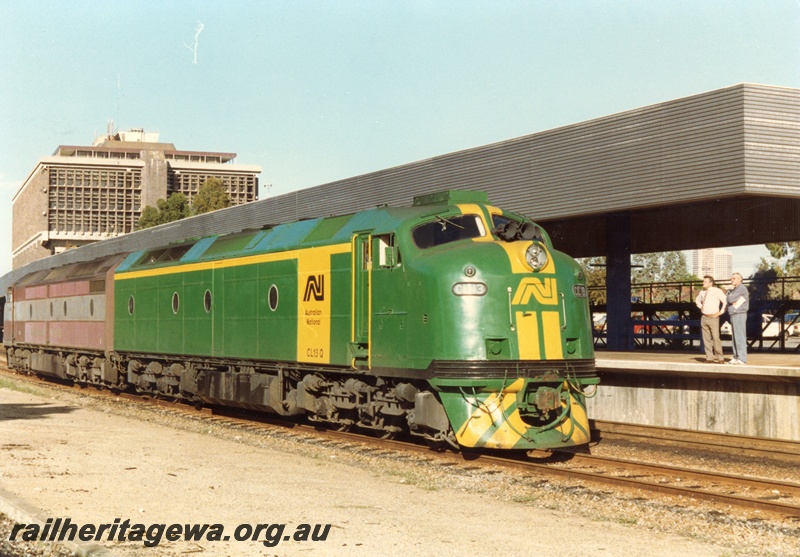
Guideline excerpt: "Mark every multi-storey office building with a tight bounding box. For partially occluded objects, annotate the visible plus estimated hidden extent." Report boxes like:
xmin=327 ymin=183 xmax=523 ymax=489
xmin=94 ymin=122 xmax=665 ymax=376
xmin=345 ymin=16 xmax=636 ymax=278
xmin=12 ymin=129 xmax=261 ymax=269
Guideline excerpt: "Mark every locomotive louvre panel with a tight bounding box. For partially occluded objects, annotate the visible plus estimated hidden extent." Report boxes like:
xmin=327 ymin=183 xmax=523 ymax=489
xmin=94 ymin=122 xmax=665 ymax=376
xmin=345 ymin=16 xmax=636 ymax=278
xmin=216 ymin=262 xmax=262 ymax=359
xmin=181 ymin=270 xmax=214 ymax=357
xmin=254 ymin=260 xmax=297 ymax=361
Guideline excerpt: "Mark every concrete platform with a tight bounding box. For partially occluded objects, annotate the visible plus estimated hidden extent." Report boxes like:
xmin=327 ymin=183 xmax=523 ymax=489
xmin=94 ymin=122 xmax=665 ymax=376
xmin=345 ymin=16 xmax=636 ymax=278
xmin=596 ymin=350 xmax=800 ymax=382
xmin=588 ymin=350 xmax=800 ymax=442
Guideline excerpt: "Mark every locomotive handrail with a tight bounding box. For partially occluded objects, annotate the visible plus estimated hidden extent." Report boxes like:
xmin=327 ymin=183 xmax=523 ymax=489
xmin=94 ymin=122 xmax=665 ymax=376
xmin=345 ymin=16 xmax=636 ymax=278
xmin=507 ymin=287 xmax=514 ymax=330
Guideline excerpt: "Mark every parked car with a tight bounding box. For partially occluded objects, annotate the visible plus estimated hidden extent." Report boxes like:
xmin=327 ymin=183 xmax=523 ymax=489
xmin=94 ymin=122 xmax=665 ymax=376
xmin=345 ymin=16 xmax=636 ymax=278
xmin=663 ymin=314 xmax=690 ymax=334
xmin=592 ymin=313 xmax=607 ymax=332
xmin=785 ymin=312 xmax=800 ymax=337
xmin=722 ymin=314 xmax=790 ymax=340
xmin=759 ymin=314 xmax=789 ymax=340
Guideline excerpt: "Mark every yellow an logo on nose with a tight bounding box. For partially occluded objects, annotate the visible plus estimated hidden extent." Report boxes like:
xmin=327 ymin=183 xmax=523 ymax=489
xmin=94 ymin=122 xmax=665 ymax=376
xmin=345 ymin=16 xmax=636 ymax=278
xmin=512 ymin=277 xmax=558 ymax=305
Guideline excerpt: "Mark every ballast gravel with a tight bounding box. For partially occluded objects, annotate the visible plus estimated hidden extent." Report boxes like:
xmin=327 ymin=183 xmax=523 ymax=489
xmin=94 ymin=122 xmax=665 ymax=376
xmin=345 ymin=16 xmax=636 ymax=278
xmin=0 ymin=368 xmax=798 ymax=556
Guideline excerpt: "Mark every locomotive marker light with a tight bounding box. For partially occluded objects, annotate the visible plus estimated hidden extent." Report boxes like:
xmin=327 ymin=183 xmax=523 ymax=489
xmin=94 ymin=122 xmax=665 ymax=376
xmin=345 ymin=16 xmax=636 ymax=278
xmin=452 ymin=282 xmax=488 ymax=296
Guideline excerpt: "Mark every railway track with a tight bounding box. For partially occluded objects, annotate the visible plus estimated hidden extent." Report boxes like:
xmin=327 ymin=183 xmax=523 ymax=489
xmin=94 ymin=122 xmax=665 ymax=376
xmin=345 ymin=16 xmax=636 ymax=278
xmin=592 ymin=420 xmax=800 ymax=458
xmin=2 ymin=360 xmax=799 ymax=519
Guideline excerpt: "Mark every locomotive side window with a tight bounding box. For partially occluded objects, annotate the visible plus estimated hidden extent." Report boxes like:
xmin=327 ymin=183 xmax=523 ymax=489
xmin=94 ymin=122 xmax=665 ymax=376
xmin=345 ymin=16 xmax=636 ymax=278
xmin=128 ymin=296 xmax=135 ymax=315
xmin=172 ymin=292 xmax=180 ymax=314
xmin=376 ymin=234 xmax=400 ymax=268
xmin=411 ymin=215 xmax=485 ymax=249
xmin=204 ymin=290 xmax=212 ymax=313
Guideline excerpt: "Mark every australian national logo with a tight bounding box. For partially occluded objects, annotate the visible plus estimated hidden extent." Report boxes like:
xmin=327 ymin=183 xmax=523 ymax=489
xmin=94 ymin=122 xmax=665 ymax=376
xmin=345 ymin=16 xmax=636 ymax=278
xmin=512 ymin=277 xmax=558 ymax=305
xmin=303 ymin=275 xmax=325 ymax=302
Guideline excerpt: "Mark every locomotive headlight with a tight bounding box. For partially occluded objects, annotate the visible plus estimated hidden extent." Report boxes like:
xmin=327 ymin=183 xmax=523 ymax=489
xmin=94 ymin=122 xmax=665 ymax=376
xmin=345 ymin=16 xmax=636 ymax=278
xmin=452 ymin=282 xmax=488 ymax=296
xmin=525 ymin=242 xmax=548 ymax=272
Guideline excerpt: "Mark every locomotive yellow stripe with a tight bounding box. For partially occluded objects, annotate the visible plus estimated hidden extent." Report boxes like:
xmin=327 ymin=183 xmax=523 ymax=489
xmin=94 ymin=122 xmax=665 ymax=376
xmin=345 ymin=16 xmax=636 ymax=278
xmin=455 ymin=379 xmax=525 ymax=448
xmin=515 ymin=311 xmax=541 ymax=360
xmin=114 ymin=244 xmax=351 ymax=281
xmin=541 ymin=311 xmax=564 ymax=359
xmin=498 ymin=242 xmax=556 ymax=274
xmin=297 ymin=246 xmax=336 ymax=365
xmin=557 ymin=393 xmax=591 ymax=445
xmin=484 ymin=403 xmax=531 ymax=449
xmin=457 ymin=204 xmax=494 ymax=242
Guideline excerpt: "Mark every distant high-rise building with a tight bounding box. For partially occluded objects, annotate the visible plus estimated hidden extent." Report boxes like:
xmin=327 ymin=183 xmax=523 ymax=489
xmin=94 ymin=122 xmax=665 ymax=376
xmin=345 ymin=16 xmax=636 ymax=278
xmin=12 ymin=128 xmax=262 ymax=269
xmin=692 ymin=248 xmax=732 ymax=281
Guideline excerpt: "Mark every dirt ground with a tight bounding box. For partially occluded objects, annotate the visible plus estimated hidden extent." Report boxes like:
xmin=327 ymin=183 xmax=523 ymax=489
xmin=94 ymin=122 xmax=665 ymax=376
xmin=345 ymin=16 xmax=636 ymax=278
xmin=0 ymin=383 xmax=746 ymax=557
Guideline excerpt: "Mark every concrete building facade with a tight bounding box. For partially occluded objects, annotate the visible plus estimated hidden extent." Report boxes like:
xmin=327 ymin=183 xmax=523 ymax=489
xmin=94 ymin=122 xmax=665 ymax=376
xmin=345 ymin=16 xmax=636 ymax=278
xmin=12 ymin=129 xmax=261 ymax=269
xmin=692 ymin=248 xmax=733 ymax=281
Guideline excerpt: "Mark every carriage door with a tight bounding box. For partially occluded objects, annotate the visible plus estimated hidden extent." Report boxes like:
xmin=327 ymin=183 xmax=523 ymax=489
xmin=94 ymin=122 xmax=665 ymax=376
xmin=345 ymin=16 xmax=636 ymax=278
xmin=351 ymin=233 xmax=371 ymax=368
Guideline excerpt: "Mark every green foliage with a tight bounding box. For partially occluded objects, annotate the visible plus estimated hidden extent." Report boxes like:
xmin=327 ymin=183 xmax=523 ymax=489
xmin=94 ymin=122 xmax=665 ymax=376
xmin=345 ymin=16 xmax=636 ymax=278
xmin=765 ymin=241 xmax=800 ymax=275
xmin=632 ymin=251 xmax=692 ymax=283
xmin=193 ymin=177 xmax=231 ymax=215
xmin=138 ymin=193 xmax=192 ymax=229
xmin=758 ymin=242 xmax=800 ymax=300
xmin=577 ymin=256 xmax=606 ymax=305
xmin=579 ymin=251 xmax=693 ymax=305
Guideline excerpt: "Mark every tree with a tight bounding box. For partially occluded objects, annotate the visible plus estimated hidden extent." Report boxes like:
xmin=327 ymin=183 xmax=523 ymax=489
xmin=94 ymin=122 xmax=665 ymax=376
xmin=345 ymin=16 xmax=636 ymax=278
xmin=138 ymin=192 xmax=192 ymax=229
xmin=577 ymin=256 xmax=606 ymax=305
xmin=193 ymin=177 xmax=231 ymax=215
xmin=578 ymin=251 xmax=692 ymax=305
xmin=766 ymin=241 xmax=800 ymax=276
xmin=632 ymin=251 xmax=692 ymax=284
xmin=138 ymin=205 xmax=161 ymax=229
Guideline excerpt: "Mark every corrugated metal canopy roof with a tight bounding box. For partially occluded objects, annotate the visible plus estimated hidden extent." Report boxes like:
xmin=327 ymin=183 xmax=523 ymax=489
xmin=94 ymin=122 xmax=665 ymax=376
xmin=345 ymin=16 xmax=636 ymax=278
xmin=3 ymin=82 xmax=799 ymax=291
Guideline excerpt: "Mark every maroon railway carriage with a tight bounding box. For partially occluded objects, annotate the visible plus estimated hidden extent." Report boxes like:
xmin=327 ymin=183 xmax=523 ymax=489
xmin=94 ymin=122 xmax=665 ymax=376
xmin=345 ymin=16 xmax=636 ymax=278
xmin=4 ymin=255 xmax=125 ymax=382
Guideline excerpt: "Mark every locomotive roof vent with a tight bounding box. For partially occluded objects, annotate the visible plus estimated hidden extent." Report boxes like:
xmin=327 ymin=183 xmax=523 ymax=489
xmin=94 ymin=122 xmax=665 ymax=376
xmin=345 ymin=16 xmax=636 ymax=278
xmin=412 ymin=190 xmax=489 ymax=207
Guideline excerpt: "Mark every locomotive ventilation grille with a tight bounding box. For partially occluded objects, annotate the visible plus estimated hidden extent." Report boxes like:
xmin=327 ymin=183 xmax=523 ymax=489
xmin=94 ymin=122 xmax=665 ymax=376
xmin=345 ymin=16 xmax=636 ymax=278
xmin=427 ymin=359 xmax=596 ymax=379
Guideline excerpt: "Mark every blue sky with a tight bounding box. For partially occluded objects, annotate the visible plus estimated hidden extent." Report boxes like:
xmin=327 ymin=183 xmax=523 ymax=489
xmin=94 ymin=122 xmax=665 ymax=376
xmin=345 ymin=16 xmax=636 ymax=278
xmin=1 ymin=0 xmax=798 ymax=279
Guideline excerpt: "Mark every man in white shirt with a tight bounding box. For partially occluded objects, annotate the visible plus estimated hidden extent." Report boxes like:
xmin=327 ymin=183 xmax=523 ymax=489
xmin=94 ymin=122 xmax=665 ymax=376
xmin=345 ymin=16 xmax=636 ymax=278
xmin=696 ymin=275 xmax=727 ymax=363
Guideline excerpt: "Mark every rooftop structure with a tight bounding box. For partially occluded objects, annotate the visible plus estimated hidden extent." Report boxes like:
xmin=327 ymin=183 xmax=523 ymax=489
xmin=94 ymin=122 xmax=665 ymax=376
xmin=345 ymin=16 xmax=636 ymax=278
xmin=11 ymin=129 xmax=262 ymax=269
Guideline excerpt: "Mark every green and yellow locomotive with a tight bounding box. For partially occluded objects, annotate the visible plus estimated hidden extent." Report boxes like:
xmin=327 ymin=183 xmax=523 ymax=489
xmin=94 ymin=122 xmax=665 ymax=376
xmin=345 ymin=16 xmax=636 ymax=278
xmin=5 ymin=190 xmax=597 ymax=451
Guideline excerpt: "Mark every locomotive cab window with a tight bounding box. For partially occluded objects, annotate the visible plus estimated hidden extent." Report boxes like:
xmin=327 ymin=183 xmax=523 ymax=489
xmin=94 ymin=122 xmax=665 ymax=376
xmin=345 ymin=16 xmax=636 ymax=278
xmin=375 ymin=234 xmax=401 ymax=268
xmin=411 ymin=215 xmax=485 ymax=249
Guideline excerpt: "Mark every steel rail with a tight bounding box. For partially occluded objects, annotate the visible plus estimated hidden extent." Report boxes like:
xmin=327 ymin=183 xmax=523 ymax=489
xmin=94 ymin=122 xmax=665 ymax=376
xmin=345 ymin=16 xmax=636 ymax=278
xmin=2 ymin=363 xmax=799 ymax=518
xmin=593 ymin=420 xmax=800 ymax=457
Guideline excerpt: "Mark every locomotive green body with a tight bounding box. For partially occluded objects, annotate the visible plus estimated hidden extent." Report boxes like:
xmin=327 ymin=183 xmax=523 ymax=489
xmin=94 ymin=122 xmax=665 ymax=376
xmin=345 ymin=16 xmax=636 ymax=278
xmin=6 ymin=190 xmax=597 ymax=451
xmin=112 ymin=191 xmax=596 ymax=449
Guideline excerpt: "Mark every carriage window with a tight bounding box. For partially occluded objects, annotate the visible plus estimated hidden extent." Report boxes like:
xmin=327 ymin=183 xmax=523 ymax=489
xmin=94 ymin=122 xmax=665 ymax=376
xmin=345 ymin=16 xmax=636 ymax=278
xmin=412 ymin=215 xmax=485 ymax=249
